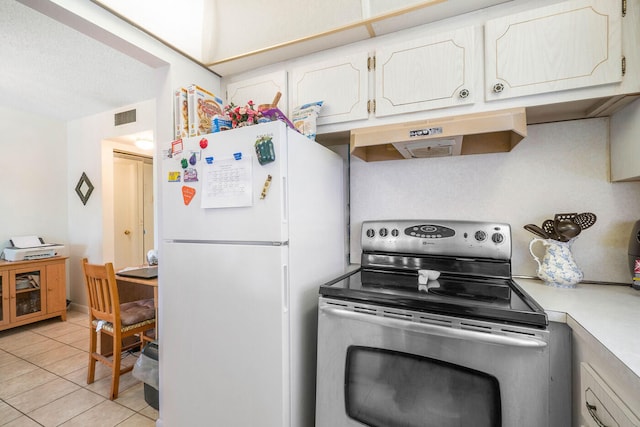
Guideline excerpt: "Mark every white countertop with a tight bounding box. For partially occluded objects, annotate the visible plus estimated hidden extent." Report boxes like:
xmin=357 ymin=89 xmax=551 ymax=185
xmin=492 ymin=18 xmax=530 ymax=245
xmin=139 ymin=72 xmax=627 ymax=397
xmin=516 ymin=278 xmax=640 ymax=380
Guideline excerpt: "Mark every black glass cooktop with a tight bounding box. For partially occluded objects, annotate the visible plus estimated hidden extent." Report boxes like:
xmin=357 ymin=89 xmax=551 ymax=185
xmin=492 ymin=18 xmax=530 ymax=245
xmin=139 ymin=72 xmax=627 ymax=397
xmin=319 ymin=268 xmax=548 ymax=328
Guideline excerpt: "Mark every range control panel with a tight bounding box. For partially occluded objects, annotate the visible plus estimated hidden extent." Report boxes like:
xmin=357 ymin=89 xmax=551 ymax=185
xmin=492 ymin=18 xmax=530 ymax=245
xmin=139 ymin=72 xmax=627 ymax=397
xmin=361 ymin=220 xmax=511 ymax=260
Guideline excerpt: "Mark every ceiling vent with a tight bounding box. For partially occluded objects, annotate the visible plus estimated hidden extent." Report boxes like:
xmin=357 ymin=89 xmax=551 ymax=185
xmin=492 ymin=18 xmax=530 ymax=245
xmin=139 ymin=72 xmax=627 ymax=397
xmin=350 ymin=108 xmax=527 ymax=162
xmin=114 ymin=109 xmax=137 ymax=126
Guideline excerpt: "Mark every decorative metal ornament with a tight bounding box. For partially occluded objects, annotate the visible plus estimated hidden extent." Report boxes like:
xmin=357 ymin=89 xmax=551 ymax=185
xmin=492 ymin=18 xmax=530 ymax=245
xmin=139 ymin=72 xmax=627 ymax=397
xmin=75 ymin=172 xmax=94 ymax=205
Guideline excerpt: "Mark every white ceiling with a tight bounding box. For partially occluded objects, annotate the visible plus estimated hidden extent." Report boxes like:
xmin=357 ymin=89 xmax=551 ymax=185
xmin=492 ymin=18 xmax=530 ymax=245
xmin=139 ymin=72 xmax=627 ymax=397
xmin=0 ymin=0 xmax=515 ymax=124
xmin=0 ymin=0 xmax=160 ymax=122
xmin=93 ymin=0 xmax=513 ymax=76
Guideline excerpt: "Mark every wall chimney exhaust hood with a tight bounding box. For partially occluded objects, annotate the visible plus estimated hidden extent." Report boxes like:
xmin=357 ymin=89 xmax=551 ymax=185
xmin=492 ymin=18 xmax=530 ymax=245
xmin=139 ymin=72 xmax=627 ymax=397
xmin=350 ymin=107 xmax=527 ymax=162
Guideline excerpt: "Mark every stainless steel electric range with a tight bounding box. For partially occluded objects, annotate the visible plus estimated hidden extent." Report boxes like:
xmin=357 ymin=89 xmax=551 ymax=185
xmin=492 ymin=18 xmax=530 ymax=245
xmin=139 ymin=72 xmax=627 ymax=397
xmin=316 ymin=220 xmax=570 ymax=427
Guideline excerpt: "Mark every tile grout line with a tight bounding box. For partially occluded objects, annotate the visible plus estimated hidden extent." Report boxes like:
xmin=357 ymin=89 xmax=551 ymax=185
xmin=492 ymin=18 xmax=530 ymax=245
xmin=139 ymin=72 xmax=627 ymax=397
xmin=0 ymin=313 xmax=158 ymax=425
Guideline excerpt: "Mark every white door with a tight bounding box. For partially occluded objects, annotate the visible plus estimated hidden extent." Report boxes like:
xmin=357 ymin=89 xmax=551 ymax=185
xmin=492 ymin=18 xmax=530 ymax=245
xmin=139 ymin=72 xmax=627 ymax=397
xmin=484 ymin=0 xmax=622 ymax=101
xmin=142 ymin=161 xmax=155 ymax=257
xmin=375 ymin=26 xmax=476 ymax=117
xmin=290 ymin=52 xmax=369 ymax=125
xmin=114 ymin=154 xmax=153 ymax=267
xmin=160 ymin=242 xmax=288 ymax=427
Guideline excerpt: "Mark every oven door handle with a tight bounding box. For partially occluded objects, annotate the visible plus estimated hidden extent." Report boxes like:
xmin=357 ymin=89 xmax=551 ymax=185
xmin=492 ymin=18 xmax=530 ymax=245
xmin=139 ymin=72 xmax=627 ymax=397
xmin=322 ymin=306 xmax=548 ymax=348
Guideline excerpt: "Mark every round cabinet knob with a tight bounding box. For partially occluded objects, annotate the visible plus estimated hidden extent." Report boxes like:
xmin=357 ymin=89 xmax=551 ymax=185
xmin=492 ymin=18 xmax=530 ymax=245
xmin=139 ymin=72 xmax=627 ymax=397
xmin=366 ymin=228 xmax=375 ymax=238
xmin=491 ymin=233 xmax=504 ymax=244
xmin=459 ymin=88 xmax=470 ymax=99
xmin=492 ymin=83 xmax=505 ymax=93
xmin=474 ymin=231 xmax=487 ymax=241
xmin=124 ymin=230 xmax=131 ymax=236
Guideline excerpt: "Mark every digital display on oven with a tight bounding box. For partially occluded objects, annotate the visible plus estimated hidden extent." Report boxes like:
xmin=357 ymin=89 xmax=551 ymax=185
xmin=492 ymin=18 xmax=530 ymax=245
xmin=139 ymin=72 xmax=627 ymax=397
xmin=404 ymin=224 xmax=455 ymax=239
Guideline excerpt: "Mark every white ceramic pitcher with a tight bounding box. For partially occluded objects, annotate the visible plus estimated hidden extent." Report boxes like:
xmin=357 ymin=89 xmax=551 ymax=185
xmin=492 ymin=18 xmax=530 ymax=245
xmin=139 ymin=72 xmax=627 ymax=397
xmin=529 ymin=238 xmax=583 ymax=288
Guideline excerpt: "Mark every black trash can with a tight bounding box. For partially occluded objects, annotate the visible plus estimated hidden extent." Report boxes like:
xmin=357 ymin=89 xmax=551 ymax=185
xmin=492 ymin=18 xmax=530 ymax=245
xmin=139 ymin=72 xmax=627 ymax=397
xmin=142 ymin=341 xmax=159 ymax=410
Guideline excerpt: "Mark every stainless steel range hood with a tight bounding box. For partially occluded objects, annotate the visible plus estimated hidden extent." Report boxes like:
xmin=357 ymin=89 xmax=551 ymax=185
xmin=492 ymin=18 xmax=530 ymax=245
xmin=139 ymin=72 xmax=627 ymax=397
xmin=350 ymin=107 xmax=527 ymax=162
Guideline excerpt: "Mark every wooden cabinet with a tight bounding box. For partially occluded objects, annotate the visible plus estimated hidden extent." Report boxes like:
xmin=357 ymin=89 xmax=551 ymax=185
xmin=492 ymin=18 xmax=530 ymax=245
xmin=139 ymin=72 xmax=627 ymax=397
xmin=0 ymin=270 xmax=8 ymax=327
xmin=375 ymin=26 xmax=475 ymax=117
xmin=289 ymin=52 xmax=369 ymax=125
xmin=484 ymin=0 xmax=622 ymax=102
xmin=0 ymin=257 xmax=67 ymax=331
xmin=10 ymin=264 xmax=47 ymax=323
xmin=45 ymin=261 xmax=67 ymax=314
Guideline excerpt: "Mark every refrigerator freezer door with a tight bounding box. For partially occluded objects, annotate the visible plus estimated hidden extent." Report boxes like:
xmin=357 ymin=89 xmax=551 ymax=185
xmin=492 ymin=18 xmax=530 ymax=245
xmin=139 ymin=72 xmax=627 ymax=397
xmin=161 ymin=121 xmax=289 ymax=242
xmin=159 ymin=242 xmax=290 ymax=427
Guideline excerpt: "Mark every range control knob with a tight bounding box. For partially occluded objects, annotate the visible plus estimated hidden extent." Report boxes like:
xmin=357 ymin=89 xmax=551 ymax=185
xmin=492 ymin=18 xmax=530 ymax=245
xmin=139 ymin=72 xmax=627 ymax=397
xmin=391 ymin=228 xmax=399 ymax=237
xmin=379 ymin=228 xmax=388 ymax=237
xmin=366 ymin=228 xmax=375 ymax=238
xmin=491 ymin=233 xmax=505 ymax=244
xmin=474 ymin=230 xmax=487 ymax=241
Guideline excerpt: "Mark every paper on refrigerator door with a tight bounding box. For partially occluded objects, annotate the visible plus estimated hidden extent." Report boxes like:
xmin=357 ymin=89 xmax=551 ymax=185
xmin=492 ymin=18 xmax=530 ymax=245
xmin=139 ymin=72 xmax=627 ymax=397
xmin=201 ymin=156 xmax=253 ymax=208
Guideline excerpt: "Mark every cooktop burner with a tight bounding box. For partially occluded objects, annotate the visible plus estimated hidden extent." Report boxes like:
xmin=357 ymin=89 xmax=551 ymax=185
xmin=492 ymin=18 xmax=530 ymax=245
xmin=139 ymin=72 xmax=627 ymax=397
xmin=319 ymin=220 xmax=548 ymax=328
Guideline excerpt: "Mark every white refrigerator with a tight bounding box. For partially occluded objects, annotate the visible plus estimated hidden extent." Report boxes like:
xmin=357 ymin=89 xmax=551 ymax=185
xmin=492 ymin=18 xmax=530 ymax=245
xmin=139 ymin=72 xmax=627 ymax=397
xmin=157 ymin=121 xmax=345 ymax=427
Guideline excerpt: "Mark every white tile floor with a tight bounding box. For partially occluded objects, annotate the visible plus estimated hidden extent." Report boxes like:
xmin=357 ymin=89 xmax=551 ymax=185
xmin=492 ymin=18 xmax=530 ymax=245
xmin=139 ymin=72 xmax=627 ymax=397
xmin=0 ymin=311 xmax=158 ymax=426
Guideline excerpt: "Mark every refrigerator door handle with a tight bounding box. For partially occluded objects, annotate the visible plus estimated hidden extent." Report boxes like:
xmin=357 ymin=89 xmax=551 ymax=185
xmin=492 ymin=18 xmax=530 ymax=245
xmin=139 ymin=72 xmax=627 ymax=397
xmin=282 ymin=264 xmax=289 ymax=312
xmin=282 ymin=176 xmax=288 ymax=223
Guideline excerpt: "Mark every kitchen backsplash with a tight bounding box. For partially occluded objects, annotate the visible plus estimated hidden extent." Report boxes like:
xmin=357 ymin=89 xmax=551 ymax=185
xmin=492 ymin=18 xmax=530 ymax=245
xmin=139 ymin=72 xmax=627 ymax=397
xmin=350 ymin=117 xmax=640 ymax=284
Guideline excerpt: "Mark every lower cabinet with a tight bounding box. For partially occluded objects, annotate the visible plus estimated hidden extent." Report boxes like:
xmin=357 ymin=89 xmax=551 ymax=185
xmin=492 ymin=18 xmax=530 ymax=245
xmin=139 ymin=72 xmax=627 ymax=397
xmin=580 ymin=363 xmax=640 ymax=427
xmin=0 ymin=270 xmax=8 ymax=327
xmin=572 ymin=321 xmax=640 ymax=427
xmin=0 ymin=257 xmax=67 ymax=331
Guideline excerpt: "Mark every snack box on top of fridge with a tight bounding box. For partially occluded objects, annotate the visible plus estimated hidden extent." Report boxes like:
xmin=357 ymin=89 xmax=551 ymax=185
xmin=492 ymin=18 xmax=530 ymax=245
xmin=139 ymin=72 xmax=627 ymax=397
xmin=174 ymin=88 xmax=188 ymax=139
xmin=187 ymin=84 xmax=224 ymax=136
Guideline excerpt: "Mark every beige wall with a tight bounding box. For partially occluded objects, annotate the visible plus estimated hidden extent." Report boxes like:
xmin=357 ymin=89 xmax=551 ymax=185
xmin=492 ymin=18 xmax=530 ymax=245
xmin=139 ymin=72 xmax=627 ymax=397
xmin=0 ymin=106 xmax=69 ymax=256
xmin=65 ymin=98 xmax=159 ymax=307
xmin=351 ymin=117 xmax=640 ymax=284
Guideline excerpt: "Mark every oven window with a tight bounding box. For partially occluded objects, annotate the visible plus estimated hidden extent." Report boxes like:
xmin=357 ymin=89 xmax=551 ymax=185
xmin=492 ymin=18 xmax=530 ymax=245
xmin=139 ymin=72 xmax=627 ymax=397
xmin=345 ymin=346 xmax=501 ymax=427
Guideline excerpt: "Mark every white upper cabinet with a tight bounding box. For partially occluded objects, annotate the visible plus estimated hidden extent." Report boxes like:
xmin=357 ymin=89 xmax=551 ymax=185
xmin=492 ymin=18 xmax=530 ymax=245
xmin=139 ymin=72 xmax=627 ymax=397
xmin=375 ymin=26 xmax=475 ymax=117
xmin=485 ymin=0 xmax=622 ymax=101
xmin=289 ymin=53 xmax=369 ymax=125
xmin=289 ymin=27 xmax=475 ymax=126
xmin=610 ymin=98 xmax=640 ymax=182
xmin=225 ymin=0 xmax=639 ymax=136
xmin=226 ymin=71 xmax=288 ymax=114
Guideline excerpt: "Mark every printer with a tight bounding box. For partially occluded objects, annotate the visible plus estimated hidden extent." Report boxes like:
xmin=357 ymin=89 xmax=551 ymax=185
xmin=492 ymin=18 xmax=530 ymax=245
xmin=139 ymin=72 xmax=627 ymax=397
xmin=2 ymin=236 xmax=66 ymax=262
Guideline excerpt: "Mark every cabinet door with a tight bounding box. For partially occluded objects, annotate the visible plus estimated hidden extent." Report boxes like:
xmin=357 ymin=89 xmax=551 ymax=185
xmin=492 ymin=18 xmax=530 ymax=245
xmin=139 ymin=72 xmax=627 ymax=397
xmin=46 ymin=262 xmax=66 ymax=314
xmin=485 ymin=0 xmax=622 ymax=101
xmin=10 ymin=265 xmax=46 ymax=322
xmin=375 ymin=26 xmax=475 ymax=117
xmin=226 ymin=71 xmax=288 ymax=114
xmin=610 ymin=98 xmax=640 ymax=181
xmin=290 ymin=52 xmax=369 ymax=125
xmin=580 ymin=363 xmax=640 ymax=427
xmin=0 ymin=271 xmax=8 ymax=326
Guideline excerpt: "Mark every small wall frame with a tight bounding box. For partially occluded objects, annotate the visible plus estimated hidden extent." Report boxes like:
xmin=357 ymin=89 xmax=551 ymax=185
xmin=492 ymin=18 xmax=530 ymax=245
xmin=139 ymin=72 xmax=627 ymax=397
xmin=75 ymin=172 xmax=94 ymax=205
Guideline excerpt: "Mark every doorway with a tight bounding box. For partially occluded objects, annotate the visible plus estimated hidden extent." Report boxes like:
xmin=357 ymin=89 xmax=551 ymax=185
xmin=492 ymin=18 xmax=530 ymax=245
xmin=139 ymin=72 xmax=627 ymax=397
xmin=113 ymin=151 xmax=154 ymax=268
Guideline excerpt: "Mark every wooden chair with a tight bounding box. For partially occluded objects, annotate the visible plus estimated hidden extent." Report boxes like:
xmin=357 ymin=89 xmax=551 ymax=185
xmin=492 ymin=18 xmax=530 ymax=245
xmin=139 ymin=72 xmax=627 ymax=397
xmin=81 ymin=258 xmax=156 ymax=400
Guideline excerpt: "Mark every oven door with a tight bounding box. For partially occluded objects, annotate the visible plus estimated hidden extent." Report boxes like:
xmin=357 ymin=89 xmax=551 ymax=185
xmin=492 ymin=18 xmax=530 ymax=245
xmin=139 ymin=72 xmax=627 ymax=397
xmin=316 ymin=297 xmax=551 ymax=427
